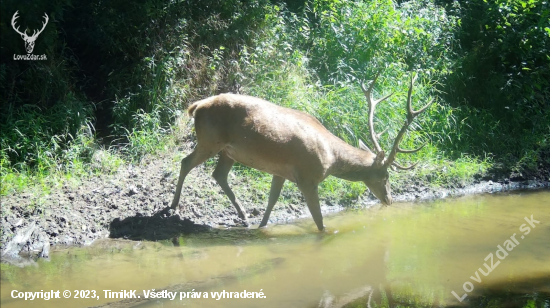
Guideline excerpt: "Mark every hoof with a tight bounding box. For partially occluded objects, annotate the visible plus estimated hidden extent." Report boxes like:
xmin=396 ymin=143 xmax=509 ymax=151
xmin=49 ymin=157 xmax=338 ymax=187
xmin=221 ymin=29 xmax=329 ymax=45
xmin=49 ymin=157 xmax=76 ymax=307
xmin=167 ymin=207 xmax=180 ymax=216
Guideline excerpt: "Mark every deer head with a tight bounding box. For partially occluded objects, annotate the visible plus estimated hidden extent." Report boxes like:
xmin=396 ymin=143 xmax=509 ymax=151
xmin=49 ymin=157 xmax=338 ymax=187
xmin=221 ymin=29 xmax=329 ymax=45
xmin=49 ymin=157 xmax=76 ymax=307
xmin=11 ymin=11 xmax=49 ymax=54
xmin=359 ymin=72 xmax=434 ymax=204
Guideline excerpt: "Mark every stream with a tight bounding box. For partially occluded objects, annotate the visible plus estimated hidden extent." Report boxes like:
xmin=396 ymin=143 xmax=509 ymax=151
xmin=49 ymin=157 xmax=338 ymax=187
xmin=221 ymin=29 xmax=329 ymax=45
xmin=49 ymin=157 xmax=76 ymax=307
xmin=1 ymin=190 xmax=549 ymax=307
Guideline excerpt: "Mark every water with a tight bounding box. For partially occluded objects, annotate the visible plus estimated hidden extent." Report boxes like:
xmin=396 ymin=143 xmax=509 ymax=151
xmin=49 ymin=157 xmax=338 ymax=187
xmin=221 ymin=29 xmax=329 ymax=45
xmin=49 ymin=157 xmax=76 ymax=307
xmin=2 ymin=190 xmax=549 ymax=307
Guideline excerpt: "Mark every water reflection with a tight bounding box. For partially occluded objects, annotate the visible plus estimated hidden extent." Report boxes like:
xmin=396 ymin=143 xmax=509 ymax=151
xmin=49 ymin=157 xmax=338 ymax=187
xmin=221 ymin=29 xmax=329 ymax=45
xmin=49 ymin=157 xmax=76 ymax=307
xmin=1 ymin=190 xmax=549 ymax=308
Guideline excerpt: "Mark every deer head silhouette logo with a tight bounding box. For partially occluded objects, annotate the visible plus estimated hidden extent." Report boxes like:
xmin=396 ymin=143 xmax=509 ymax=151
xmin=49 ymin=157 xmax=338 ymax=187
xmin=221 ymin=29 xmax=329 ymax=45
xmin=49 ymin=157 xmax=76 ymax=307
xmin=11 ymin=11 xmax=49 ymax=54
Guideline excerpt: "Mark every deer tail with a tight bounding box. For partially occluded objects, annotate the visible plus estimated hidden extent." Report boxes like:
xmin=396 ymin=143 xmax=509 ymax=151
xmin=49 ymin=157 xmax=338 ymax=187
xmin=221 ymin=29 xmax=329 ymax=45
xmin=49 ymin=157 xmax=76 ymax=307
xmin=187 ymin=95 xmax=220 ymax=117
xmin=187 ymin=101 xmax=200 ymax=117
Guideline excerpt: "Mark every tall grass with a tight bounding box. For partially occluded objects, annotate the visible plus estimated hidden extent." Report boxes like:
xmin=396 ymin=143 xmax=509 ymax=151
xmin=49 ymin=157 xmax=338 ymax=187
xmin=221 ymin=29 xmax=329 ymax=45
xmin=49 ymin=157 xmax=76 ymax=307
xmin=2 ymin=0 xmax=546 ymax=200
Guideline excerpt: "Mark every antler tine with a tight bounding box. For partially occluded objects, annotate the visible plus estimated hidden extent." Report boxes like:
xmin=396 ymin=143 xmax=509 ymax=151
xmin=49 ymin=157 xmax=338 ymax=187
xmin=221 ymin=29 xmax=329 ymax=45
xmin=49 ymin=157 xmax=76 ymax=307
xmin=397 ymin=143 xmax=425 ymax=154
xmin=412 ymin=98 xmax=435 ymax=117
xmin=361 ymin=71 xmax=394 ymax=153
xmin=11 ymin=11 xmax=26 ymax=36
xmin=392 ymin=161 xmax=419 ymax=170
xmin=406 ymin=73 xmax=418 ymax=118
xmin=376 ymin=127 xmax=388 ymax=139
xmin=361 ymin=70 xmax=382 ymax=96
xmin=385 ymin=73 xmax=432 ymax=167
xmin=31 ymin=13 xmax=49 ymax=38
xmin=362 ymin=71 xmax=394 ymax=105
xmin=408 ymin=73 xmax=434 ymax=117
xmin=41 ymin=13 xmax=49 ymax=29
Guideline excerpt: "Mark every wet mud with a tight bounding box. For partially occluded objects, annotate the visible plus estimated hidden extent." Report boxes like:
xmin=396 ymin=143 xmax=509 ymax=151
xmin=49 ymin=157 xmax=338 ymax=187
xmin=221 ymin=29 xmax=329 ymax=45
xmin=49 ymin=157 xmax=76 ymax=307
xmin=1 ymin=141 xmax=549 ymax=265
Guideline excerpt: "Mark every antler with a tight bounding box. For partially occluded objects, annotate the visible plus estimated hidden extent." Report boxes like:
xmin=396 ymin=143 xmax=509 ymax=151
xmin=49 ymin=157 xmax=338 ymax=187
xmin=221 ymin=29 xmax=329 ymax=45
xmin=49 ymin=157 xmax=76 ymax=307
xmin=360 ymin=72 xmax=433 ymax=170
xmin=11 ymin=11 xmax=48 ymax=39
xmin=30 ymin=13 xmax=49 ymax=39
xmin=384 ymin=73 xmax=434 ymax=169
xmin=361 ymin=71 xmax=394 ymax=154
xmin=11 ymin=11 xmax=27 ymax=37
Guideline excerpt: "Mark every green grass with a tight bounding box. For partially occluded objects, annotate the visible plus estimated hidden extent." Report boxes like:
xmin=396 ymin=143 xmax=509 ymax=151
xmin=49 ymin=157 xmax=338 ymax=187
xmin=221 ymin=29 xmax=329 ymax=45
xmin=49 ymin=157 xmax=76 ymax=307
xmin=0 ymin=147 xmax=125 ymax=197
xmin=2 ymin=0 xmax=546 ymax=205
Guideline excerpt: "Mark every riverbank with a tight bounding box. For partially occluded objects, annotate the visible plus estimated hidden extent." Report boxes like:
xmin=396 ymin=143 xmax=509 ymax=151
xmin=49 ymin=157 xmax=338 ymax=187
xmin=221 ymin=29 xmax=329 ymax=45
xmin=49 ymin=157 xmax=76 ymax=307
xmin=1 ymin=138 xmax=549 ymax=266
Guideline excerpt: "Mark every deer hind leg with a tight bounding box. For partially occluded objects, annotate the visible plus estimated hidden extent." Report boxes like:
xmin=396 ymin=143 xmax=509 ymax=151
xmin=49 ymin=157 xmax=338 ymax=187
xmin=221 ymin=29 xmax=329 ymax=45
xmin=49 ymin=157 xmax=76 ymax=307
xmin=297 ymin=182 xmax=325 ymax=231
xmin=259 ymin=175 xmax=285 ymax=228
xmin=171 ymin=145 xmax=221 ymax=209
xmin=212 ymin=151 xmax=250 ymax=226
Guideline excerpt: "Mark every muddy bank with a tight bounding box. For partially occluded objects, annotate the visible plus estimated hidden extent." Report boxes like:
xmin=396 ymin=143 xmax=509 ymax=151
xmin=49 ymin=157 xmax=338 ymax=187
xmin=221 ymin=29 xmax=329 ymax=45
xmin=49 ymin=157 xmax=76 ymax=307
xmin=1 ymin=141 xmax=549 ymax=266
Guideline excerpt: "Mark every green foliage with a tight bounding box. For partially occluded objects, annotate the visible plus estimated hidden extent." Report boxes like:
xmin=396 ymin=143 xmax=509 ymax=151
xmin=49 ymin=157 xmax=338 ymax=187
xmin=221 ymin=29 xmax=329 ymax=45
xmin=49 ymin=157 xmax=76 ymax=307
xmin=441 ymin=0 xmax=550 ymax=110
xmin=121 ymin=109 xmax=173 ymax=160
xmin=1 ymin=0 xmax=95 ymax=191
xmin=64 ymin=0 xmax=191 ymax=132
xmin=1 ymin=0 xmax=548 ymax=197
xmin=305 ymin=0 xmax=457 ymax=83
xmin=436 ymin=0 xmax=550 ymax=175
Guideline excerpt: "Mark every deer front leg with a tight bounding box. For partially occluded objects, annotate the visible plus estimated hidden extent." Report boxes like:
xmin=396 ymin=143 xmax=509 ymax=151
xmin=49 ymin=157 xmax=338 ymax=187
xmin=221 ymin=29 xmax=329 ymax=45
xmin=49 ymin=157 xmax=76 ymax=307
xmin=212 ymin=151 xmax=249 ymax=226
xmin=259 ymin=175 xmax=285 ymax=228
xmin=297 ymin=181 xmax=325 ymax=231
xmin=171 ymin=146 xmax=217 ymax=209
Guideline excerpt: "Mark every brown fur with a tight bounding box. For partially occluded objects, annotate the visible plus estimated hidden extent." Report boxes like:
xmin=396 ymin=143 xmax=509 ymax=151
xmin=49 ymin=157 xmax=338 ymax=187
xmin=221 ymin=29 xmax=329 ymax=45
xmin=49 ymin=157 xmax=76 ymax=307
xmin=172 ymin=93 xmax=394 ymax=231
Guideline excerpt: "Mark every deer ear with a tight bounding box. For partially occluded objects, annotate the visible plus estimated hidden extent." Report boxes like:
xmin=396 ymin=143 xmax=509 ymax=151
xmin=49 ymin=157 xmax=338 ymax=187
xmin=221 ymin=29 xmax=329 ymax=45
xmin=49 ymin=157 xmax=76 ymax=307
xmin=359 ymin=139 xmax=372 ymax=152
xmin=374 ymin=150 xmax=385 ymax=167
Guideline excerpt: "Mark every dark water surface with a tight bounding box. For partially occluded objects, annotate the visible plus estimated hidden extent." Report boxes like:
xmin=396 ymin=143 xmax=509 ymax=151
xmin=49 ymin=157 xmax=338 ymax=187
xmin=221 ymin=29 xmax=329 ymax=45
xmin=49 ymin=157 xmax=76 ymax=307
xmin=1 ymin=190 xmax=549 ymax=308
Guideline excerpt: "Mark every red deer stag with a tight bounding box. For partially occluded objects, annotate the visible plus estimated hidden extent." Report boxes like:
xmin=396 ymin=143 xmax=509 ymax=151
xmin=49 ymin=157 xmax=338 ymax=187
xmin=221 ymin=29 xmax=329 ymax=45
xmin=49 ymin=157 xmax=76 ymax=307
xmin=171 ymin=73 xmax=432 ymax=231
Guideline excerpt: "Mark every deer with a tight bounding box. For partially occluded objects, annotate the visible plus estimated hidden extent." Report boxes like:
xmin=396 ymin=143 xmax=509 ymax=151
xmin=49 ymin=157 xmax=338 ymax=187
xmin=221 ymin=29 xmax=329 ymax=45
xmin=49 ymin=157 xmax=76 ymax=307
xmin=171 ymin=73 xmax=433 ymax=231
xmin=11 ymin=11 xmax=49 ymax=54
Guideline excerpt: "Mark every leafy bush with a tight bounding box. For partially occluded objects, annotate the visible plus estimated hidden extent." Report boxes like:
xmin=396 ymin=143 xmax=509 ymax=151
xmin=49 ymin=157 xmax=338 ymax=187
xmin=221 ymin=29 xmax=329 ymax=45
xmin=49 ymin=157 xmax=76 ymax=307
xmin=2 ymin=0 xmax=548 ymax=196
xmin=435 ymin=0 xmax=550 ymax=175
xmin=305 ymin=0 xmax=457 ymax=83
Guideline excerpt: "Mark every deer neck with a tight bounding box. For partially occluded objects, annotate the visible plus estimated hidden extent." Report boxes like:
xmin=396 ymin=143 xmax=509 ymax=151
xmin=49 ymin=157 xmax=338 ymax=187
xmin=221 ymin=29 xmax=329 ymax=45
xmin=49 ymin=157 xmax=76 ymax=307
xmin=329 ymin=141 xmax=377 ymax=182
